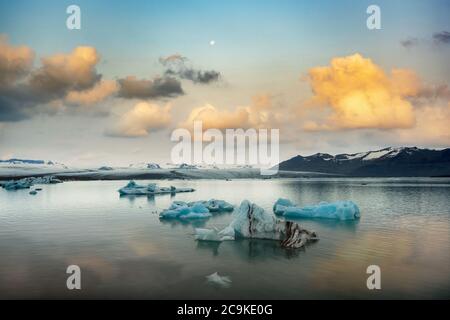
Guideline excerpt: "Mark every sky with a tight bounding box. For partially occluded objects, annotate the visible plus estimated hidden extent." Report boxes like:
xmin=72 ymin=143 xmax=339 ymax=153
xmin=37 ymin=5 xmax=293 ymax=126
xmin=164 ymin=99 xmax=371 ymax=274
xmin=0 ymin=0 xmax=449 ymax=166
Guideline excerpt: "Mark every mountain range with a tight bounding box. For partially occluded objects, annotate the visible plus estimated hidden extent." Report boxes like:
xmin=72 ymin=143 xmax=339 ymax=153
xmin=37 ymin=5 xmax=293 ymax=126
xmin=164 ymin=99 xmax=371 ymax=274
xmin=277 ymin=147 xmax=450 ymax=177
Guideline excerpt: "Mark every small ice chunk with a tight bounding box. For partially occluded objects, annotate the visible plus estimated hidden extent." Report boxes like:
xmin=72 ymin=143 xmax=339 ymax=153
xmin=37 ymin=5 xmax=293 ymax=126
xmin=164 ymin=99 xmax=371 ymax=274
xmin=206 ymin=272 xmax=232 ymax=288
xmin=118 ymin=180 xmax=195 ymax=195
xmin=273 ymin=198 xmax=361 ymax=220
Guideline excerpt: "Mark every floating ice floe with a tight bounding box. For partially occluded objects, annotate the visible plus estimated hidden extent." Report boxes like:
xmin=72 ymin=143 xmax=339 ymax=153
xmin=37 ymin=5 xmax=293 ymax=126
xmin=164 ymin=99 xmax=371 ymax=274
xmin=273 ymin=198 xmax=360 ymax=220
xmin=118 ymin=180 xmax=195 ymax=195
xmin=206 ymin=272 xmax=232 ymax=288
xmin=1 ymin=176 xmax=62 ymax=191
xmin=195 ymin=200 xmax=318 ymax=249
xmin=159 ymin=199 xmax=234 ymax=220
xmin=192 ymin=199 xmax=234 ymax=212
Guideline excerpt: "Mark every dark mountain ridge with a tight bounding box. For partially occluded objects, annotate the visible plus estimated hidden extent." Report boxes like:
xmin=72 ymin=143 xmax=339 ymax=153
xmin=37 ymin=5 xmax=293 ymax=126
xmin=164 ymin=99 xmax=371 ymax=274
xmin=277 ymin=147 xmax=450 ymax=177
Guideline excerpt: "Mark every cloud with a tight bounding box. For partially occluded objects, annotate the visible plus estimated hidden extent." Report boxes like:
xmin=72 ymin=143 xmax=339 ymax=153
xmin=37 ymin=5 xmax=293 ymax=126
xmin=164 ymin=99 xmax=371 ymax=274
xmin=393 ymin=103 xmax=450 ymax=146
xmin=29 ymin=46 xmax=101 ymax=98
xmin=401 ymin=31 xmax=450 ymax=48
xmin=0 ymin=45 xmax=103 ymax=121
xmin=181 ymin=104 xmax=250 ymax=130
xmin=117 ymin=76 xmax=184 ymax=99
xmin=65 ymin=80 xmax=118 ymax=106
xmin=433 ymin=31 xmax=450 ymax=45
xmin=411 ymin=84 xmax=450 ymax=107
xmin=160 ymin=54 xmax=221 ymax=84
xmin=180 ymin=94 xmax=284 ymax=131
xmin=106 ymin=102 xmax=172 ymax=137
xmin=0 ymin=35 xmax=34 ymax=87
xmin=303 ymin=53 xmax=417 ymax=131
xmin=400 ymin=37 xmax=419 ymax=48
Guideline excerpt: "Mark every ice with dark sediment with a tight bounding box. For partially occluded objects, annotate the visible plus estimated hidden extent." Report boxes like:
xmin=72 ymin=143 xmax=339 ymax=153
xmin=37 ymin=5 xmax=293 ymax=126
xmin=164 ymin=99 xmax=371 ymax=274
xmin=195 ymin=200 xmax=318 ymax=248
xmin=118 ymin=180 xmax=195 ymax=195
xmin=273 ymin=198 xmax=361 ymax=220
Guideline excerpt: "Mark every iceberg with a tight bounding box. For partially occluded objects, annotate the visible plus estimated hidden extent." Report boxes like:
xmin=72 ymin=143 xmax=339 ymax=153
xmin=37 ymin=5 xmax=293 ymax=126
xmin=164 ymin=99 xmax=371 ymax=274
xmin=1 ymin=176 xmax=62 ymax=191
xmin=188 ymin=199 xmax=234 ymax=212
xmin=160 ymin=202 xmax=212 ymax=220
xmin=273 ymin=198 xmax=361 ymax=220
xmin=3 ymin=178 xmax=34 ymax=190
xmin=118 ymin=180 xmax=195 ymax=195
xmin=273 ymin=198 xmax=295 ymax=215
xmin=195 ymin=200 xmax=318 ymax=248
xmin=159 ymin=199 xmax=234 ymax=220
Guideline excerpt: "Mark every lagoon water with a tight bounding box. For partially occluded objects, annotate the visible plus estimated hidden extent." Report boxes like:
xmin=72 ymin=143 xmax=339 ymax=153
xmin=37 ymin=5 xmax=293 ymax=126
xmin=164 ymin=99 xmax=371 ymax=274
xmin=0 ymin=178 xmax=449 ymax=299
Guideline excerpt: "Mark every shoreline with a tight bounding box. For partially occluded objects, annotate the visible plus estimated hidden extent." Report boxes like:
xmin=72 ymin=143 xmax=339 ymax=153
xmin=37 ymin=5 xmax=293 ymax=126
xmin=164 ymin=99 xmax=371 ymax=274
xmin=1 ymin=167 xmax=450 ymax=182
xmin=0 ymin=167 xmax=337 ymax=181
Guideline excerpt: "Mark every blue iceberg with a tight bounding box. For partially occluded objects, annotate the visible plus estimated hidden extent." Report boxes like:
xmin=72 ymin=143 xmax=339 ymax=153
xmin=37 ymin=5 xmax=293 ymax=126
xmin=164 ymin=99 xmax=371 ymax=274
xmin=188 ymin=199 xmax=234 ymax=212
xmin=159 ymin=199 xmax=234 ymax=220
xmin=273 ymin=198 xmax=361 ymax=220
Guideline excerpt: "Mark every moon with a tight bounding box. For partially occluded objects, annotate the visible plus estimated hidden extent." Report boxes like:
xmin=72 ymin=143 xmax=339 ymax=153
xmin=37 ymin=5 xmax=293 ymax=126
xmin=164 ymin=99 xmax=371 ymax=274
xmin=209 ymin=40 xmax=215 ymax=46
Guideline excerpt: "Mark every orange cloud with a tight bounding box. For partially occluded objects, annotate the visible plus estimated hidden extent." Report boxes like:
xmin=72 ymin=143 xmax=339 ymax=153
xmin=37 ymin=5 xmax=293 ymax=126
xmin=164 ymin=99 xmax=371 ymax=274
xmin=394 ymin=103 xmax=450 ymax=146
xmin=304 ymin=53 xmax=417 ymax=130
xmin=0 ymin=35 xmax=34 ymax=87
xmin=181 ymin=94 xmax=283 ymax=130
xmin=66 ymin=80 xmax=118 ymax=106
xmin=107 ymin=102 xmax=172 ymax=137
xmin=30 ymin=46 xmax=101 ymax=95
xmin=181 ymin=104 xmax=250 ymax=130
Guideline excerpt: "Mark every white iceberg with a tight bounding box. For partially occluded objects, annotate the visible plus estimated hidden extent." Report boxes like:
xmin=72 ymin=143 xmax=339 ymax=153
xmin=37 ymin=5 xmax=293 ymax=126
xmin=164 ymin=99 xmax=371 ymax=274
xmin=118 ymin=180 xmax=195 ymax=195
xmin=159 ymin=199 xmax=234 ymax=220
xmin=195 ymin=200 xmax=318 ymax=248
xmin=273 ymin=198 xmax=361 ymax=220
xmin=206 ymin=272 xmax=232 ymax=288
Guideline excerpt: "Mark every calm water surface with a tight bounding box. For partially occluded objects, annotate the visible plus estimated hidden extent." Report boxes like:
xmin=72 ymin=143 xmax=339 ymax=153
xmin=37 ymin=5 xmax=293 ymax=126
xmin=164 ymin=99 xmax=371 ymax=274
xmin=0 ymin=178 xmax=449 ymax=299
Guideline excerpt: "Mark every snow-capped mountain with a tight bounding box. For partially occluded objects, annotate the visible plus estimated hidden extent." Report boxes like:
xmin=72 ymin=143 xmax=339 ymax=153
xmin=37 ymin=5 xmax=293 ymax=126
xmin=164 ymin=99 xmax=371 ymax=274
xmin=277 ymin=147 xmax=450 ymax=177
xmin=0 ymin=159 xmax=65 ymax=167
